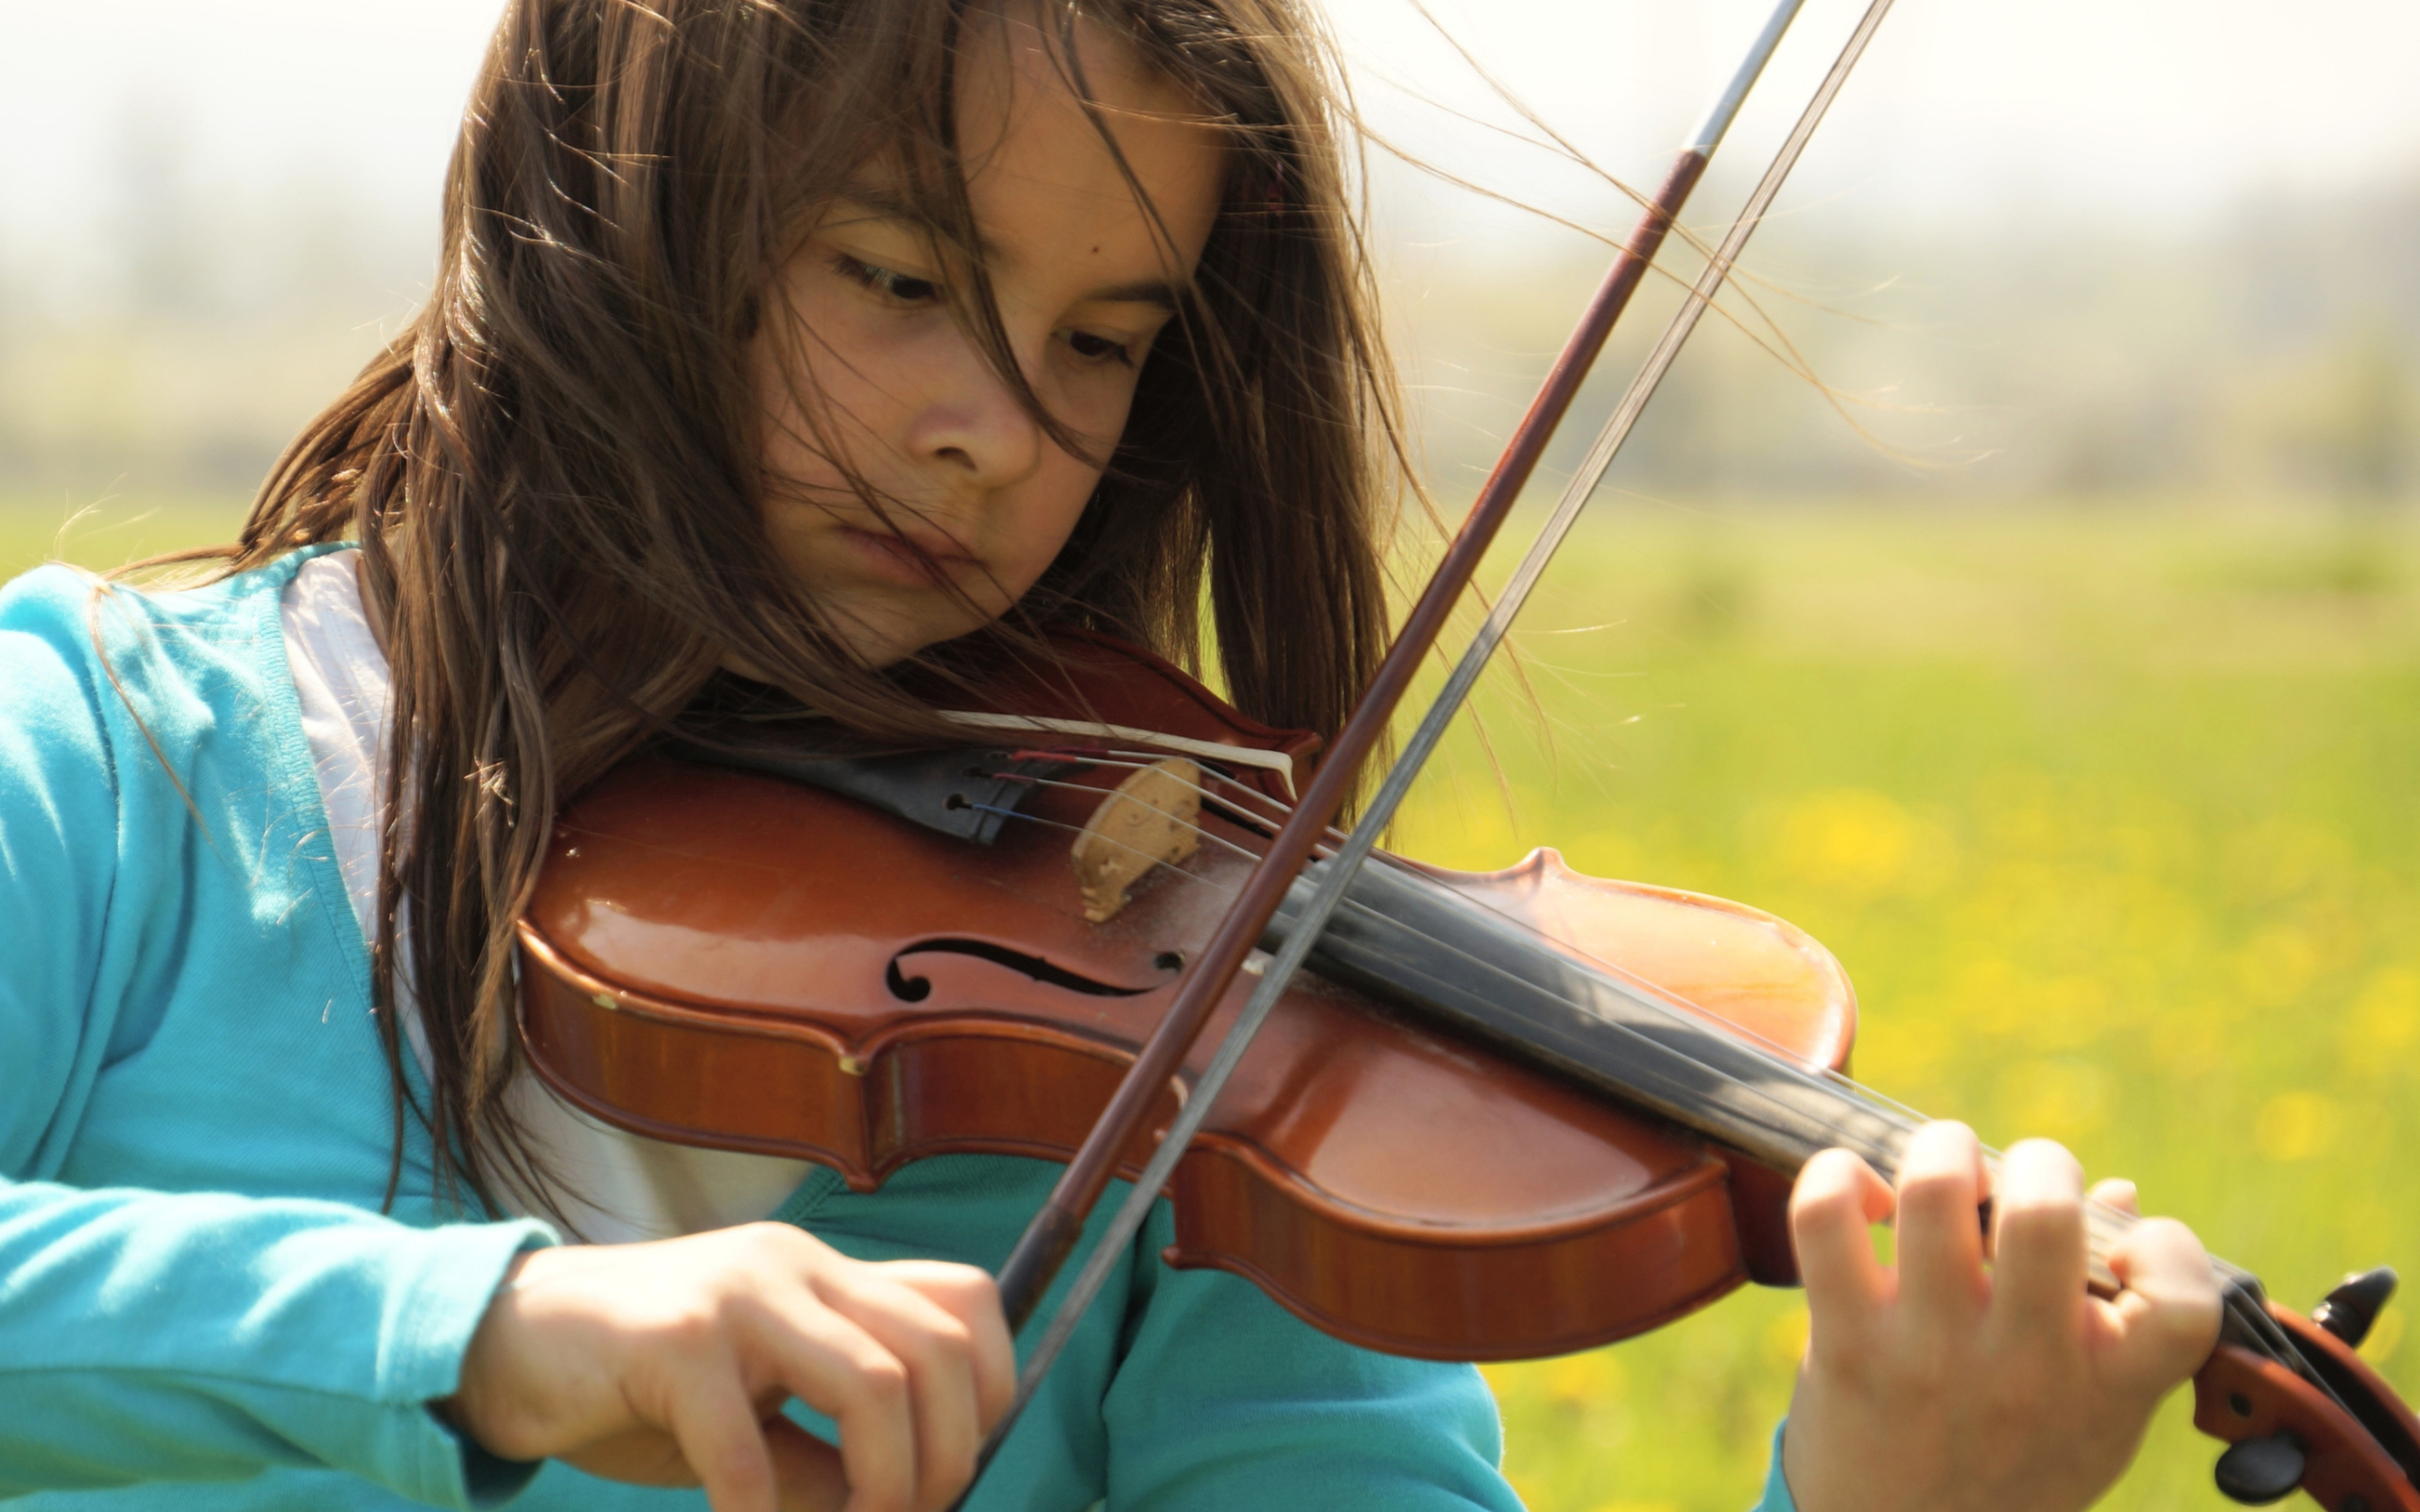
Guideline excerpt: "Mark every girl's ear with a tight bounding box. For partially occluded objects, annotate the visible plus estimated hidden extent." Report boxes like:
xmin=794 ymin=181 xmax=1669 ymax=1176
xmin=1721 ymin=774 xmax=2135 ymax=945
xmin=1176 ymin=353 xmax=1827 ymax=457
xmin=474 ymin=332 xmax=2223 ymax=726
xmin=1229 ymin=157 xmax=1286 ymax=215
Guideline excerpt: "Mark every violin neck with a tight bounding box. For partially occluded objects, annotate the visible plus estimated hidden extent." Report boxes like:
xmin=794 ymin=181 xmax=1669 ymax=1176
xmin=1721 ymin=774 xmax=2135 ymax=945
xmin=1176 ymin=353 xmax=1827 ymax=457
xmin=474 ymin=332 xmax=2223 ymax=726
xmin=1269 ymin=857 xmax=1913 ymax=1178
xmin=1271 ymin=856 xmax=2267 ymax=1300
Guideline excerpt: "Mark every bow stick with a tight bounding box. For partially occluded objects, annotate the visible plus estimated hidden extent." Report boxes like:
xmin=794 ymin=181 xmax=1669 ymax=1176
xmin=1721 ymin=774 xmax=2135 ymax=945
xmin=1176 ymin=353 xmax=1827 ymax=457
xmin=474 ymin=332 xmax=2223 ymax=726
xmin=955 ymin=0 xmax=1896 ymax=1489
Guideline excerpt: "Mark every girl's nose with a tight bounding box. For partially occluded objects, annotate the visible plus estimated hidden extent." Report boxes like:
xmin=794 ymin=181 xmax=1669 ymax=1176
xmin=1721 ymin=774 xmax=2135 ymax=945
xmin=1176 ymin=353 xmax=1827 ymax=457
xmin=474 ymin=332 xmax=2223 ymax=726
xmin=904 ymin=333 xmax=1045 ymax=490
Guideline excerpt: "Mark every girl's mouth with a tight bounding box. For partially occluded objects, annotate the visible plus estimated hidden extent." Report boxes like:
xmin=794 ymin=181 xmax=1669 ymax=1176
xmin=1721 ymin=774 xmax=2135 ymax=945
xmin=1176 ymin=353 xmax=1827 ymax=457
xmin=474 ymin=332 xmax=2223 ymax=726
xmin=835 ymin=524 xmax=979 ymax=589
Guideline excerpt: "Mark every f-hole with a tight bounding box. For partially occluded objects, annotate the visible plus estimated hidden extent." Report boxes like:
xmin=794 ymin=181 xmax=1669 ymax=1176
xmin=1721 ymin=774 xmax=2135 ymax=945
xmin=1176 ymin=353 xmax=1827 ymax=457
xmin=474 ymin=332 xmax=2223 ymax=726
xmin=886 ymin=938 xmax=1157 ymax=1003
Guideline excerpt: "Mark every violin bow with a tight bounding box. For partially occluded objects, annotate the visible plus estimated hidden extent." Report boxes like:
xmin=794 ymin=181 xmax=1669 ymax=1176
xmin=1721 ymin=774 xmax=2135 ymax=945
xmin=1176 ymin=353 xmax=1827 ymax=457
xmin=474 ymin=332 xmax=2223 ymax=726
xmin=936 ymin=0 xmax=1892 ymax=1489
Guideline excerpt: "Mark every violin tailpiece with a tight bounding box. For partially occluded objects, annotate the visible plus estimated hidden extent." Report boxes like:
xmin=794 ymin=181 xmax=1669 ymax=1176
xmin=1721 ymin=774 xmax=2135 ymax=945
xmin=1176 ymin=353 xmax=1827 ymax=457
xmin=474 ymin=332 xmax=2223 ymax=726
xmin=1072 ymin=758 xmax=1201 ymax=923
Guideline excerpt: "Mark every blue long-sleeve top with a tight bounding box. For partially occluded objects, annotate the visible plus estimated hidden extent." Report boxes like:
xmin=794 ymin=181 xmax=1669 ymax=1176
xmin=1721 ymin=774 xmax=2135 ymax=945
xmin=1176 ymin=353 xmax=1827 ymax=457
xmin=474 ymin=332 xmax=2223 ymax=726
xmin=0 ymin=548 xmax=1791 ymax=1511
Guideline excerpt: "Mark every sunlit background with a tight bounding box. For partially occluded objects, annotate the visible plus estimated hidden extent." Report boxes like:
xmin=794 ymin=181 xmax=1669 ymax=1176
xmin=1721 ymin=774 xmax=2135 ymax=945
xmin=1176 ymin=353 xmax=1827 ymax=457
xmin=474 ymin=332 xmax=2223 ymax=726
xmin=6 ymin=2 xmax=2418 ymax=1509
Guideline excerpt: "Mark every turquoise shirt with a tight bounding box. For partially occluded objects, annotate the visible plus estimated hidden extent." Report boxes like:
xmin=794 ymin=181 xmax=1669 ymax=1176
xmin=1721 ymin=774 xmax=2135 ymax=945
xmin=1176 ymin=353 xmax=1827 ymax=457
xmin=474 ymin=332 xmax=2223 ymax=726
xmin=0 ymin=549 xmax=1788 ymax=1511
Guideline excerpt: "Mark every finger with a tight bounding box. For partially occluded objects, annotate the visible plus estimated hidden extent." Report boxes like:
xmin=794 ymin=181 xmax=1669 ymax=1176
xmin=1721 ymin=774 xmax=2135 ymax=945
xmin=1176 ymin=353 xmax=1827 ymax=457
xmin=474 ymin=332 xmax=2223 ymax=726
xmin=888 ymin=1262 xmax=1016 ymax=1432
xmin=1892 ymin=1122 xmax=1991 ymax=1327
xmin=813 ymin=1266 xmax=987 ymax=1511
xmin=1790 ymin=1146 xmax=1895 ymax=1345
xmin=1986 ymin=1139 xmax=2089 ymax=1347
xmin=665 ymin=1369 xmax=781 ymax=1512
xmin=747 ymin=1301 xmax=919 ymax=1512
xmin=763 ymin=1417 xmax=852 ymax=1512
xmin=2090 ymin=1177 xmax=2140 ymax=1218
xmin=2100 ymin=1215 xmax=2224 ymax=1392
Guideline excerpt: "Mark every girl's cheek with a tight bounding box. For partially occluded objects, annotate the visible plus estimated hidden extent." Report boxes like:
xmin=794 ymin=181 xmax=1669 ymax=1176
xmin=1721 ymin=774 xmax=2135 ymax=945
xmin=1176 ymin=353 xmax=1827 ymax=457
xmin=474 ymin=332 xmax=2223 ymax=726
xmin=1045 ymin=357 xmax=1147 ymax=454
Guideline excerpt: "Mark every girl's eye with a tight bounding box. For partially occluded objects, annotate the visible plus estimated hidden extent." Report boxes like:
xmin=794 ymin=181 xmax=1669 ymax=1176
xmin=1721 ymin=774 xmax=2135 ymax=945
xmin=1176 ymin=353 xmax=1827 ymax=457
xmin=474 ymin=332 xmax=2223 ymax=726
xmin=1065 ymin=330 xmax=1136 ymax=368
xmin=838 ymin=255 xmax=940 ymax=305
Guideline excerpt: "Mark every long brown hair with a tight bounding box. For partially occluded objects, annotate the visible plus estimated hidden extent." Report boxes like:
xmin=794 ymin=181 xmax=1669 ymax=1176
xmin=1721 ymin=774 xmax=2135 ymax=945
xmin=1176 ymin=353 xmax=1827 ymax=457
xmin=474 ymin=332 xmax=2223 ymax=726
xmin=217 ymin=0 xmax=1409 ymax=1212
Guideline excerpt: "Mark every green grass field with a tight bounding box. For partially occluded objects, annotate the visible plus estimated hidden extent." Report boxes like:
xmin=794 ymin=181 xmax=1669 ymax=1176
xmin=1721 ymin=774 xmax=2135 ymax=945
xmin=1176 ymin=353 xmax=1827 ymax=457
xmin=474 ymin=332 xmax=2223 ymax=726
xmin=6 ymin=492 xmax=2415 ymax=1512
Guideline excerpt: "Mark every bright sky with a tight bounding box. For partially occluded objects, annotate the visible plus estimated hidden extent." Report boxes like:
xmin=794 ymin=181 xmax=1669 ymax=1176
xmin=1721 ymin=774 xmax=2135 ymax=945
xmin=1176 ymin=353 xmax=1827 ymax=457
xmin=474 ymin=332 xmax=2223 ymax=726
xmin=6 ymin=0 xmax=2419 ymax=252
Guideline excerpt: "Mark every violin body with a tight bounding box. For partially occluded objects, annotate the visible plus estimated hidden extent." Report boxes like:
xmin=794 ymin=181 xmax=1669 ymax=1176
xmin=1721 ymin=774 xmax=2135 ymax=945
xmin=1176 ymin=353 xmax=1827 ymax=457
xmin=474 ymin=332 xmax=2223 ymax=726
xmin=519 ymin=629 xmax=1853 ymax=1359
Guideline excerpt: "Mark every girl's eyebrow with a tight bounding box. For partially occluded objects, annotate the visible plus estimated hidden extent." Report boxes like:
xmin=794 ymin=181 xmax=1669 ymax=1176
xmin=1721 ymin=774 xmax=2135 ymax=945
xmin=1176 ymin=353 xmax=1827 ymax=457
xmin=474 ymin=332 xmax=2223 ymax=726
xmin=827 ymin=192 xmax=1183 ymax=310
xmin=824 ymin=192 xmax=958 ymax=242
xmin=1084 ymin=278 xmax=1182 ymax=311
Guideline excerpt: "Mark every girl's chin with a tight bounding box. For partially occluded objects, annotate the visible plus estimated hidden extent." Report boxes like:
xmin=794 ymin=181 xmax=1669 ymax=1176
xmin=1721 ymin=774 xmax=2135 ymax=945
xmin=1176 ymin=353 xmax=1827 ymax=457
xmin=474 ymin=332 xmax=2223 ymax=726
xmin=821 ymin=593 xmax=989 ymax=670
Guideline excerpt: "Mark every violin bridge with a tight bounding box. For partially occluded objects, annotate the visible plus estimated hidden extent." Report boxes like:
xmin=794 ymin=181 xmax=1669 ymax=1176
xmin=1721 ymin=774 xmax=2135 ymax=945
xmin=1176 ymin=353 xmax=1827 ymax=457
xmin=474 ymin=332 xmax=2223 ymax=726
xmin=1071 ymin=757 xmax=1201 ymax=924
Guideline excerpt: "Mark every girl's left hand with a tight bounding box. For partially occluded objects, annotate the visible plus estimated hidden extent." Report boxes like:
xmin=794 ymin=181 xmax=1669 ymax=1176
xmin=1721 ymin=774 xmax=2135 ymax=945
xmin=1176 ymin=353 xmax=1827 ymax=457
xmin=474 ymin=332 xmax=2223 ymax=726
xmin=1780 ymin=1122 xmax=2223 ymax=1512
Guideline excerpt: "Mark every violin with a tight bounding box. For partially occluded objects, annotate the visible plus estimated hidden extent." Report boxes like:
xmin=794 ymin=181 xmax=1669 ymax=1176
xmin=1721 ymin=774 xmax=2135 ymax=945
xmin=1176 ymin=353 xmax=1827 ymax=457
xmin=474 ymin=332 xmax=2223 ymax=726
xmin=518 ymin=627 xmax=2420 ymax=1512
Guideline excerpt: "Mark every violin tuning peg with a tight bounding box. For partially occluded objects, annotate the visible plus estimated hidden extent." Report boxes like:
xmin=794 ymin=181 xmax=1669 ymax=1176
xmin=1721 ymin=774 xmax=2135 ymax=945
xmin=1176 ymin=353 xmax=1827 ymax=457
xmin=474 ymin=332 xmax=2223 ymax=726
xmin=2215 ymin=1432 xmax=2308 ymax=1505
xmin=2315 ymin=1267 xmax=2399 ymax=1349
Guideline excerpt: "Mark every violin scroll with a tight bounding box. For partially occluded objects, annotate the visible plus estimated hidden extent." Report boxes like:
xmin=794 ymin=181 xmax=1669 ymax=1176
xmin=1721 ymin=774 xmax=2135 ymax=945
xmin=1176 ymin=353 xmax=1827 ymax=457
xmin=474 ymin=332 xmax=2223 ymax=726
xmin=2194 ymin=1270 xmax=2420 ymax=1512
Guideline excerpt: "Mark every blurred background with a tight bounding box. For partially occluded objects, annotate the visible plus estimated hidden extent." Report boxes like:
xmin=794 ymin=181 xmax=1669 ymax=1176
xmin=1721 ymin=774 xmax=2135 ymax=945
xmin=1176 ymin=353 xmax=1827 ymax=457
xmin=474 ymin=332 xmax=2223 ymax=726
xmin=5 ymin=2 xmax=2417 ymax=1509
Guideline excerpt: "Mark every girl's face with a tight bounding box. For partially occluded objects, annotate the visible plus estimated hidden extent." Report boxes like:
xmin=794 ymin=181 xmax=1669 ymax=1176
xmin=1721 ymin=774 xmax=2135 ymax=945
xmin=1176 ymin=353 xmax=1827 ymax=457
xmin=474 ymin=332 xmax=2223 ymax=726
xmin=753 ymin=6 xmax=1225 ymax=668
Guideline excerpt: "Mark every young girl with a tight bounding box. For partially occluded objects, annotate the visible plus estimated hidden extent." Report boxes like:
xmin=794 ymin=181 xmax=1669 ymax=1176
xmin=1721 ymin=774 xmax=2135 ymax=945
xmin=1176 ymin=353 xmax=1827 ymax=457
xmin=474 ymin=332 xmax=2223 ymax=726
xmin=0 ymin=1 xmax=2222 ymax=1509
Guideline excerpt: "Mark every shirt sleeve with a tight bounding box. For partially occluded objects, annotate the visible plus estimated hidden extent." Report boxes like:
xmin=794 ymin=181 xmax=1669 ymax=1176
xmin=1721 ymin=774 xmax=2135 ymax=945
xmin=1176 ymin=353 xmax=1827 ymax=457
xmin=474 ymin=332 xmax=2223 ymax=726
xmin=0 ymin=569 xmax=552 ymax=1508
xmin=0 ymin=1181 xmax=551 ymax=1506
xmin=1097 ymin=1200 xmax=1525 ymax=1512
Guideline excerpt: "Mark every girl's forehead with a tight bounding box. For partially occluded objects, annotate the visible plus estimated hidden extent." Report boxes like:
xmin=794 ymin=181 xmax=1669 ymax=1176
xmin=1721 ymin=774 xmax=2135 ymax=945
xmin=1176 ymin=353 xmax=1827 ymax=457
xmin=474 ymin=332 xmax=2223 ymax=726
xmin=951 ymin=3 xmax=1216 ymax=170
xmin=927 ymin=7 xmax=1226 ymax=287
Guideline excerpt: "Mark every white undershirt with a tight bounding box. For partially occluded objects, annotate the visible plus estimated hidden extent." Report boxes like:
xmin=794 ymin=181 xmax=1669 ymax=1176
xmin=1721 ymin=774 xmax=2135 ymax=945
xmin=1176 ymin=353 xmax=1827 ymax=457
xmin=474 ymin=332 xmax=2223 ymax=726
xmin=280 ymin=550 xmax=813 ymax=1242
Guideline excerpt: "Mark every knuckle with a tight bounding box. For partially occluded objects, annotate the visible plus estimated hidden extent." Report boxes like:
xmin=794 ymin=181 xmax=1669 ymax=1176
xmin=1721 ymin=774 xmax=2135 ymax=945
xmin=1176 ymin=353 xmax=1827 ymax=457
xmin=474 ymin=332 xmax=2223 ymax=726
xmin=1895 ymin=1168 xmax=1970 ymax=1219
xmin=1897 ymin=1334 xmax=1961 ymax=1394
xmin=2148 ymin=1289 xmax=2224 ymax=1352
xmin=2006 ymin=1135 xmax=2078 ymax=1166
xmin=1791 ymin=1174 xmax=1861 ymax=1230
xmin=1979 ymin=1365 xmax=2060 ymax=1428
xmin=648 ymin=1297 xmax=731 ymax=1355
xmin=1991 ymin=1341 xmax=2062 ymax=1399
xmin=2126 ymin=1214 xmax=2203 ymax=1261
xmin=1906 ymin=1121 xmax=1979 ymax=1163
xmin=854 ymin=1349 xmax=911 ymax=1402
xmin=922 ymin=1312 xmax=975 ymax=1360
xmin=859 ymin=1465 xmax=916 ymax=1512
xmin=1842 ymin=1341 xmax=1950 ymax=1402
xmin=928 ymin=1262 xmax=1002 ymax=1308
xmin=735 ymin=1220 xmax=809 ymax=1263
xmin=705 ymin=1441 xmax=773 ymax=1499
xmin=1996 ymin=1194 xmax=2083 ymax=1246
xmin=1808 ymin=1316 xmax=1876 ymax=1375
xmin=1804 ymin=1307 xmax=1887 ymax=1380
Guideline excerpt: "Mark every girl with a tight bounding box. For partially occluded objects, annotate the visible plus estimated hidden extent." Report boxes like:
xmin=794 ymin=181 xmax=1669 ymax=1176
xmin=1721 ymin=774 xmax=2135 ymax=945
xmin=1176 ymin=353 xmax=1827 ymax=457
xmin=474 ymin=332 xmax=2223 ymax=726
xmin=0 ymin=1 xmax=2221 ymax=1510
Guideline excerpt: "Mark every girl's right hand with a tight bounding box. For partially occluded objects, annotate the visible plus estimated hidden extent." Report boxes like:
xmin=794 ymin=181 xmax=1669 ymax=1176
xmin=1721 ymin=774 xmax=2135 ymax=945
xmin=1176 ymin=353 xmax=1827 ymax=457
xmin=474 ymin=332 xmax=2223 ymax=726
xmin=438 ymin=1224 xmax=1016 ymax=1512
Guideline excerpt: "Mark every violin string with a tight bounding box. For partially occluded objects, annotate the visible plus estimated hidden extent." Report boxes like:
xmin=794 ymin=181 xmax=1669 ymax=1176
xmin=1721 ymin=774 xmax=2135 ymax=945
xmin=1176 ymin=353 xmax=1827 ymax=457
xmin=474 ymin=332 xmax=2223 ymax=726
xmin=985 ymin=776 xmax=1313 ymax=868
xmin=997 ymin=765 xmax=1944 ymax=1149
xmin=1007 ymin=749 xmax=1945 ymax=1111
xmin=995 ymin=770 xmax=2100 ymax=1189
xmin=994 ymin=769 xmax=2290 ymax=1314
xmin=965 ymin=806 xmax=1260 ymax=906
xmin=1006 ymin=745 xmax=1337 ymax=841
xmin=977 ymin=795 xmax=1921 ymax=1187
xmin=2243 ymin=1299 xmax=2342 ymax=1408
xmin=995 ymin=757 xmax=1301 ymax=844
xmin=1010 ymin=751 xmax=2145 ymax=1196
xmin=977 ymin=791 xmax=2279 ymax=1325
xmin=975 ymin=802 xmax=1502 ymax=972
xmin=983 ymin=768 xmax=2286 ymax=1362
xmin=1011 ymin=747 xmax=1346 ymax=848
